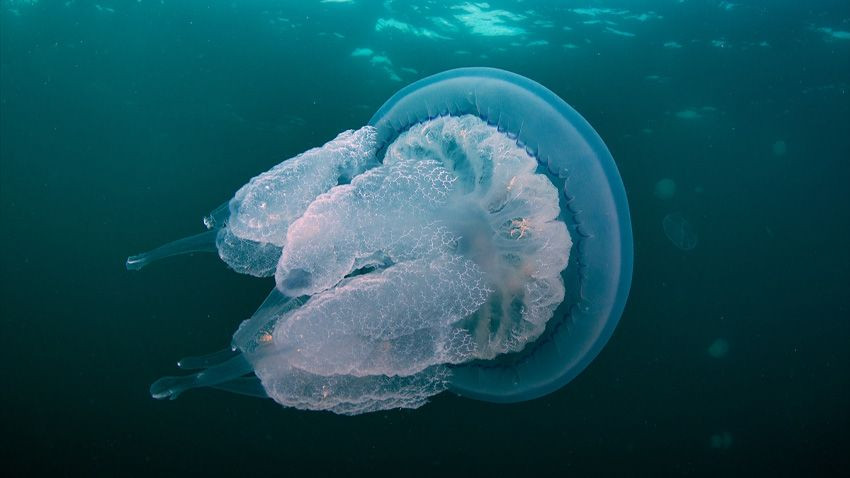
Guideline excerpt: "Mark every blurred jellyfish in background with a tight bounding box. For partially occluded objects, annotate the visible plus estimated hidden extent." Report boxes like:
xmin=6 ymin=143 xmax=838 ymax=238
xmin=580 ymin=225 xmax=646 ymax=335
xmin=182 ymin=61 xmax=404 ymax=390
xmin=707 ymin=338 xmax=730 ymax=358
xmin=710 ymin=431 xmax=734 ymax=449
xmin=772 ymin=140 xmax=787 ymax=156
xmin=654 ymin=178 xmax=677 ymax=200
xmin=662 ymin=213 xmax=698 ymax=251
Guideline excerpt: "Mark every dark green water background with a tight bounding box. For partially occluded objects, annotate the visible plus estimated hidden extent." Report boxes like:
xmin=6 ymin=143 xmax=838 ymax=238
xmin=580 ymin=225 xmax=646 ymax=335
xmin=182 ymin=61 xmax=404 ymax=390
xmin=1 ymin=0 xmax=848 ymax=475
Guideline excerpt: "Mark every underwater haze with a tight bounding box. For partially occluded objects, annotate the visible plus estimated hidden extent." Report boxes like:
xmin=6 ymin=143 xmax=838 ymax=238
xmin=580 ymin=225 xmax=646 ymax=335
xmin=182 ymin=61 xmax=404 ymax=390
xmin=1 ymin=0 xmax=849 ymax=475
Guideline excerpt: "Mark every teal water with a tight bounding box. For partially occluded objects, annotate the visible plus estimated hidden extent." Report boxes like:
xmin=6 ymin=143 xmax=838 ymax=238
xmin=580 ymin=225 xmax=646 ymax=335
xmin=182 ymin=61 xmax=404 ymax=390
xmin=1 ymin=0 xmax=848 ymax=475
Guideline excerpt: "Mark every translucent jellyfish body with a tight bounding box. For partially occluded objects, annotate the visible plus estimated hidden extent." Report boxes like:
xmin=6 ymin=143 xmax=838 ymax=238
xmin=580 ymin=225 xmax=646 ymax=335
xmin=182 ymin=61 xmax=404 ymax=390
xmin=126 ymin=68 xmax=633 ymax=415
xmin=662 ymin=213 xmax=698 ymax=251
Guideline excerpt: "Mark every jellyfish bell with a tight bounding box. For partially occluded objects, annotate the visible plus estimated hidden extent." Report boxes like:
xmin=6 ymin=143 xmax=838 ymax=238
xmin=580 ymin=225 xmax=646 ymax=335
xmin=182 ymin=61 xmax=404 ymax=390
xmin=128 ymin=68 xmax=633 ymax=414
xmin=367 ymin=68 xmax=633 ymax=403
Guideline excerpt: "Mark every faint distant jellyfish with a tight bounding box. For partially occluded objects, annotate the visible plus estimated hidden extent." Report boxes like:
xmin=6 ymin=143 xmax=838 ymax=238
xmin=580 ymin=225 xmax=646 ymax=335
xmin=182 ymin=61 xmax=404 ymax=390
xmin=710 ymin=432 xmax=733 ymax=449
xmin=772 ymin=140 xmax=787 ymax=156
xmin=654 ymin=178 xmax=676 ymax=200
xmin=675 ymin=109 xmax=701 ymax=120
xmin=707 ymin=338 xmax=729 ymax=358
xmin=126 ymin=68 xmax=633 ymax=415
xmin=662 ymin=213 xmax=698 ymax=251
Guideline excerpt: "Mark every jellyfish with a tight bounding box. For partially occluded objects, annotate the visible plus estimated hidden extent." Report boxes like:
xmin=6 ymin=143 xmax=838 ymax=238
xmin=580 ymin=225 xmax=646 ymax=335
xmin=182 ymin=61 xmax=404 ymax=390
xmin=654 ymin=178 xmax=676 ymax=200
xmin=707 ymin=338 xmax=729 ymax=358
xmin=772 ymin=140 xmax=787 ymax=156
xmin=710 ymin=432 xmax=734 ymax=449
xmin=662 ymin=212 xmax=698 ymax=251
xmin=126 ymin=68 xmax=633 ymax=415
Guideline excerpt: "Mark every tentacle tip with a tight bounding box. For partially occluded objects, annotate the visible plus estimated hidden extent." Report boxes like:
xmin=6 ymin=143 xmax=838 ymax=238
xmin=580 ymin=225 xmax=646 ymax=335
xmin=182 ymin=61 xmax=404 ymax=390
xmin=125 ymin=255 xmax=146 ymax=271
xmin=150 ymin=376 xmax=185 ymax=401
xmin=150 ymin=390 xmax=175 ymax=401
